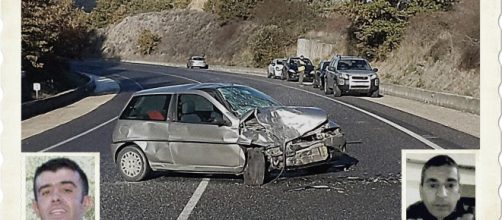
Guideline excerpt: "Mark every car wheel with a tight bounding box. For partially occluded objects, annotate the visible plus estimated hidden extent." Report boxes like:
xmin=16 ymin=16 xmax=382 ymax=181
xmin=370 ymin=89 xmax=380 ymax=98
xmin=324 ymin=78 xmax=332 ymax=95
xmin=267 ymin=72 xmax=272 ymax=78
xmin=333 ymin=84 xmax=342 ymax=97
xmin=117 ymin=145 xmax=151 ymax=182
xmin=243 ymin=148 xmax=266 ymax=186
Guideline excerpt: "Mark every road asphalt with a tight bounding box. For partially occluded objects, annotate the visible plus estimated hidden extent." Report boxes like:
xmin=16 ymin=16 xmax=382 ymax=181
xmin=21 ymin=67 xmax=479 ymax=140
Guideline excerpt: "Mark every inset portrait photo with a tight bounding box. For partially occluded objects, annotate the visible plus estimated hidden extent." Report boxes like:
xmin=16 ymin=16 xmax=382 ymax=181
xmin=402 ymin=150 xmax=477 ymax=220
xmin=22 ymin=153 xmax=100 ymax=220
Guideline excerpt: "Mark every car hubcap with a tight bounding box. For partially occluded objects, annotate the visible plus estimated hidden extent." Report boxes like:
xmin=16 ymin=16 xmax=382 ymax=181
xmin=121 ymin=151 xmax=142 ymax=177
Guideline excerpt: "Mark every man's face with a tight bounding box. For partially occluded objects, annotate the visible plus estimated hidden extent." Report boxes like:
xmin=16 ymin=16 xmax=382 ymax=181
xmin=419 ymin=165 xmax=461 ymax=219
xmin=32 ymin=168 xmax=91 ymax=220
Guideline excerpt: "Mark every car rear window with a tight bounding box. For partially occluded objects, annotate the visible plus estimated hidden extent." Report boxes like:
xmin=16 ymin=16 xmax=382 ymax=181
xmin=192 ymin=57 xmax=205 ymax=61
xmin=120 ymin=95 xmax=171 ymax=121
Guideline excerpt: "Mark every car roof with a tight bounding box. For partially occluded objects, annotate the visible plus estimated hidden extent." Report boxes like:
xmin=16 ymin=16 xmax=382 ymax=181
xmin=134 ymin=83 xmax=242 ymax=96
xmin=190 ymin=56 xmax=205 ymax=59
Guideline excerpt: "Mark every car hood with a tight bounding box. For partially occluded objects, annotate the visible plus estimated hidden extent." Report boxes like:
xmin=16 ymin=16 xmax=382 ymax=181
xmin=239 ymin=106 xmax=329 ymax=146
xmin=339 ymin=70 xmax=375 ymax=75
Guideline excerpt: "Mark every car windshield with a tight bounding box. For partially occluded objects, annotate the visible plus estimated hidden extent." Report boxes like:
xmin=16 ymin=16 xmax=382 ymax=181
xmin=276 ymin=60 xmax=283 ymax=65
xmin=338 ymin=59 xmax=371 ymax=70
xmin=217 ymin=86 xmax=281 ymax=118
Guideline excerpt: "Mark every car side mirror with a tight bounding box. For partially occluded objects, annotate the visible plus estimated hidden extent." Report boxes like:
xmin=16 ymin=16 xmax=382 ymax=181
xmin=373 ymin=68 xmax=379 ymax=72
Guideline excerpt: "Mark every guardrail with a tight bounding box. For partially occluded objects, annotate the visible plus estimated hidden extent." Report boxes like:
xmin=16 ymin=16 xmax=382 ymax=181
xmin=21 ymin=72 xmax=96 ymax=120
xmin=380 ymin=83 xmax=479 ymax=115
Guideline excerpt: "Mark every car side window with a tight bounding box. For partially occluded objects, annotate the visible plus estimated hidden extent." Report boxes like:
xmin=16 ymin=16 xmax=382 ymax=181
xmin=121 ymin=95 xmax=171 ymax=121
xmin=177 ymin=94 xmax=224 ymax=125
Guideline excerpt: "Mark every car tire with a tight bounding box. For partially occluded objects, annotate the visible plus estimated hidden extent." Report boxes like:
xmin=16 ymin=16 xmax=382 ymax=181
xmin=333 ymin=84 xmax=342 ymax=97
xmin=267 ymin=72 xmax=272 ymax=78
xmin=324 ymin=78 xmax=332 ymax=95
xmin=117 ymin=145 xmax=151 ymax=182
xmin=280 ymin=70 xmax=286 ymax=80
xmin=370 ymin=89 xmax=380 ymax=98
xmin=243 ymin=148 xmax=266 ymax=186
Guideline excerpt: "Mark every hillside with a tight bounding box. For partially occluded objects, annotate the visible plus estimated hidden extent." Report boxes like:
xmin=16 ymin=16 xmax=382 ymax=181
xmin=98 ymin=0 xmax=479 ymax=98
xmin=101 ymin=9 xmax=260 ymax=66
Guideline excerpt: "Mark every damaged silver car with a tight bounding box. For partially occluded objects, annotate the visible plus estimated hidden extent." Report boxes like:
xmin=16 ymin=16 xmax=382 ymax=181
xmin=111 ymin=83 xmax=347 ymax=185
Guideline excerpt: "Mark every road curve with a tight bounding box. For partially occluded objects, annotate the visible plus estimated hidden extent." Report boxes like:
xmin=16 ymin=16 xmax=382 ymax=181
xmin=21 ymin=60 xmax=479 ymax=219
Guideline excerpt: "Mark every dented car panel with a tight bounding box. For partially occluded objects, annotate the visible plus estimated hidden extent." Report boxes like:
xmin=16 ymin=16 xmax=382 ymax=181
xmin=111 ymin=83 xmax=348 ymax=180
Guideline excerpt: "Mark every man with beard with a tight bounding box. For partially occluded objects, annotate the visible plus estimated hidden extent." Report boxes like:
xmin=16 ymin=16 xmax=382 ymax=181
xmin=407 ymin=155 xmax=475 ymax=220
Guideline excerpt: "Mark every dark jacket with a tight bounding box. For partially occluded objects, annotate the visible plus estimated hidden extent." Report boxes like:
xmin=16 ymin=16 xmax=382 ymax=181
xmin=406 ymin=197 xmax=475 ymax=220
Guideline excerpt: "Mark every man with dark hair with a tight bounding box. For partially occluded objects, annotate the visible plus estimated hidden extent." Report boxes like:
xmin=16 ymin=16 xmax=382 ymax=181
xmin=32 ymin=158 xmax=92 ymax=220
xmin=407 ymin=155 xmax=475 ymax=220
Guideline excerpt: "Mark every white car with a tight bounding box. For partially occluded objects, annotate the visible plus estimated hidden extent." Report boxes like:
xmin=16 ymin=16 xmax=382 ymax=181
xmin=187 ymin=56 xmax=208 ymax=69
xmin=267 ymin=58 xmax=286 ymax=79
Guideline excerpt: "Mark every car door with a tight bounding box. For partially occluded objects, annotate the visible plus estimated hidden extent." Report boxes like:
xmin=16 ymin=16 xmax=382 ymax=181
xmin=325 ymin=60 xmax=337 ymax=88
xmin=167 ymin=92 xmax=244 ymax=173
xmin=114 ymin=94 xmax=174 ymax=164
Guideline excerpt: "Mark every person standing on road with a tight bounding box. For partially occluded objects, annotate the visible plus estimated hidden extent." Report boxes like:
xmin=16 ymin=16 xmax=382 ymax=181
xmin=406 ymin=155 xmax=475 ymax=220
xmin=31 ymin=158 xmax=92 ymax=220
xmin=298 ymin=55 xmax=306 ymax=85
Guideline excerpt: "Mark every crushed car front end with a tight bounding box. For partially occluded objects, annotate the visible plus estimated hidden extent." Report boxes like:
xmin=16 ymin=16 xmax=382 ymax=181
xmin=237 ymin=106 xmax=347 ymax=171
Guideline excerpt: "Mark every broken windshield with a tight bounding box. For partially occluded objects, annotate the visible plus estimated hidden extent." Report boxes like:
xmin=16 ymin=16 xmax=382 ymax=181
xmin=217 ymin=86 xmax=281 ymax=117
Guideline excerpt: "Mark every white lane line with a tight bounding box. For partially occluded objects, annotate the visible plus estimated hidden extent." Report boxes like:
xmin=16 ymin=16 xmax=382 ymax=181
xmin=37 ymin=74 xmax=145 ymax=152
xmin=39 ymin=117 xmax=118 ymax=152
xmin=251 ymin=79 xmax=445 ymax=150
xmin=177 ymin=178 xmax=210 ymax=220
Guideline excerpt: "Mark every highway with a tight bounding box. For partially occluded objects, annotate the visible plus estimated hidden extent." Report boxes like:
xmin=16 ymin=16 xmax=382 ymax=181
xmin=22 ymin=60 xmax=479 ymax=219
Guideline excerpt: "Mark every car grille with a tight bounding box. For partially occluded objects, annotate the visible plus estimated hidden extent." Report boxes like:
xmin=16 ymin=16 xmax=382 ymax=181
xmin=348 ymin=76 xmax=371 ymax=90
xmin=352 ymin=76 xmax=368 ymax=80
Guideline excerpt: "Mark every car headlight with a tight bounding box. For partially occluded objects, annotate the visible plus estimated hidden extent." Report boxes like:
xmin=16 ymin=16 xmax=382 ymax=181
xmin=338 ymin=79 xmax=345 ymax=85
xmin=369 ymin=74 xmax=378 ymax=80
xmin=341 ymin=73 xmax=349 ymax=80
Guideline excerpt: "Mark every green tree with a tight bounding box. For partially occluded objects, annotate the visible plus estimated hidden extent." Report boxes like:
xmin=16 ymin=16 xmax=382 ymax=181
xmin=248 ymin=25 xmax=291 ymax=67
xmin=22 ymin=0 xmax=91 ymax=69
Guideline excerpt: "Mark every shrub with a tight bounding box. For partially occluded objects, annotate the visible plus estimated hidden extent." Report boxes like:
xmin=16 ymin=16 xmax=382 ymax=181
xmin=137 ymin=29 xmax=161 ymax=55
xmin=204 ymin=0 xmax=261 ymax=23
xmin=337 ymin=0 xmax=408 ymax=60
xmin=90 ymin=0 xmax=191 ymax=28
xmin=248 ymin=25 xmax=291 ymax=67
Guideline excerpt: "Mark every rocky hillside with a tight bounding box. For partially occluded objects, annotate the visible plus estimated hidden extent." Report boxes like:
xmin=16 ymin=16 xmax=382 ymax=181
xmin=101 ymin=9 xmax=259 ymax=66
xmin=98 ymin=0 xmax=479 ymax=98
